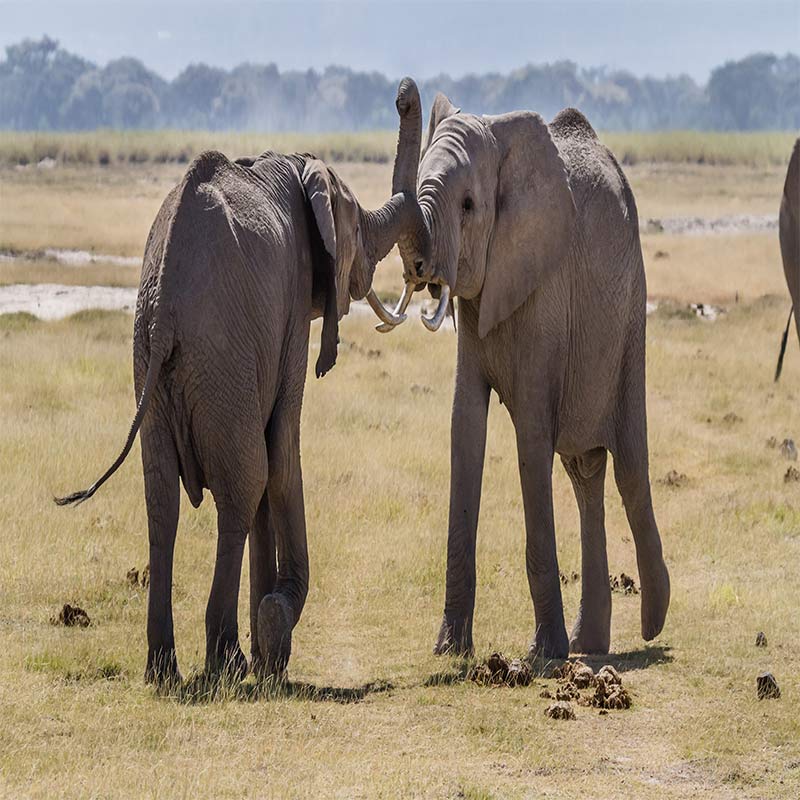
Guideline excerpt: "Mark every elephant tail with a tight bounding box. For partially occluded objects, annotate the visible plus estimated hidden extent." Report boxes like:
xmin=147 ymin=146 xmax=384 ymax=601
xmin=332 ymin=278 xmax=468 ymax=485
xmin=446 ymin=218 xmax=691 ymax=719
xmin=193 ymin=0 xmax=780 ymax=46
xmin=774 ymin=306 xmax=794 ymax=383
xmin=54 ymin=335 xmax=170 ymax=506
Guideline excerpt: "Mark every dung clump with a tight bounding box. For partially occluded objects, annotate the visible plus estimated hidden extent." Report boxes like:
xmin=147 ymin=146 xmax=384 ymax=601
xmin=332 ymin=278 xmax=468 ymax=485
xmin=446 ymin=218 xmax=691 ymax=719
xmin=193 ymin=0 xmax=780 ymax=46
xmin=610 ymin=573 xmax=639 ymax=594
xmin=755 ymin=631 xmax=768 ymax=647
xmin=51 ymin=604 xmax=91 ymax=628
xmin=544 ymin=701 xmax=575 ymax=720
xmin=559 ymin=570 xmax=579 ymax=585
xmin=780 ymin=439 xmax=798 ymax=461
xmin=467 ymin=652 xmax=532 ymax=687
xmin=591 ymin=674 xmax=632 ymax=710
xmin=756 ymin=672 xmax=780 ymax=699
xmin=550 ymin=660 xmax=632 ymax=712
xmin=659 ymin=469 xmax=688 ymax=488
xmin=784 ymin=466 xmax=800 ymax=483
xmin=126 ymin=564 xmax=150 ymax=588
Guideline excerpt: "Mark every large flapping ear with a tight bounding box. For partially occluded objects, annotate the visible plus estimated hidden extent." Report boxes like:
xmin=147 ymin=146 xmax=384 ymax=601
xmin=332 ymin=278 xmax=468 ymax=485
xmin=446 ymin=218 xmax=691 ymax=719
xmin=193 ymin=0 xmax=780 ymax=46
xmin=302 ymin=158 xmax=338 ymax=377
xmin=478 ymin=112 xmax=576 ymax=339
xmin=424 ymin=92 xmax=460 ymax=154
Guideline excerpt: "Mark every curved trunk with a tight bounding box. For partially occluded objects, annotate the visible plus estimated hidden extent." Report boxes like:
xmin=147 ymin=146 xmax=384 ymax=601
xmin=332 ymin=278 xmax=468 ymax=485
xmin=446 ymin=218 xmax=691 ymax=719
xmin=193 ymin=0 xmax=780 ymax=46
xmin=392 ymin=77 xmax=423 ymax=195
xmin=359 ymin=193 xmax=413 ymax=268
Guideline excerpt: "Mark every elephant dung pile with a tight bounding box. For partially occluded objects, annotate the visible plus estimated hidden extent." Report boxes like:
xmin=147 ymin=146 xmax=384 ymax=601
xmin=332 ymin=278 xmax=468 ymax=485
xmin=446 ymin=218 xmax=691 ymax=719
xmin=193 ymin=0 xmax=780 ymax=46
xmin=610 ymin=573 xmax=639 ymax=594
xmin=541 ymin=660 xmax=632 ymax=711
xmin=467 ymin=652 xmax=533 ymax=687
xmin=50 ymin=603 xmax=91 ymax=628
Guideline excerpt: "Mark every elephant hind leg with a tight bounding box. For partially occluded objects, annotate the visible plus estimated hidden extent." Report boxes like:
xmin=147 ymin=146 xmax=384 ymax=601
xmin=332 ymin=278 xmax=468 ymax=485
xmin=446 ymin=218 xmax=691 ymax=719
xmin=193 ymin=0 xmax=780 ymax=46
xmin=561 ymin=448 xmax=611 ymax=654
xmin=256 ymin=392 xmax=308 ymax=678
xmin=205 ymin=441 xmax=268 ymax=680
xmin=249 ymin=483 xmax=277 ymax=669
xmin=142 ymin=417 xmax=181 ymax=687
xmin=612 ymin=444 xmax=670 ymax=642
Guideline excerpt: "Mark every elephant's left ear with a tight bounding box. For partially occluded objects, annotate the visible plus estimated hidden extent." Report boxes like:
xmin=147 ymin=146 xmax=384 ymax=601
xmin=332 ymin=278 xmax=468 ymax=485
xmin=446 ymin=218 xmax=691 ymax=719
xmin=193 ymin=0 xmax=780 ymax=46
xmin=302 ymin=158 xmax=338 ymax=377
xmin=478 ymin=112 xmax=576 ymax=339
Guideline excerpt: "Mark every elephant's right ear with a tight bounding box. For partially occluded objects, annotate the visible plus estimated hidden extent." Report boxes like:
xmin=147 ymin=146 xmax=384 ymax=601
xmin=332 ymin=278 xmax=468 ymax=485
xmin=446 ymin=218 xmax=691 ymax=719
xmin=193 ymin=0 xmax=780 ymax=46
xmin=424 ymin=92 xmax=460 ymax=154
xmin=301 ymin=159 xmax=338 ymax=378
xmin=478 ymin=111 xmax=576 ymax=339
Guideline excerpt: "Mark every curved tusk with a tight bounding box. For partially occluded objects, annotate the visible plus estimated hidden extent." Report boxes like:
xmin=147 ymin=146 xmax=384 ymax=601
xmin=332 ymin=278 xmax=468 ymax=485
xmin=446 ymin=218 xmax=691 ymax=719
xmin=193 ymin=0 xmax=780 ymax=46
xmin=375 ymin=281 xmax=416 ymax=333
xmin=366 ymin=288 xmax=407 ymax=327
xmin=421 ymin=285 xmax=450 ymax=332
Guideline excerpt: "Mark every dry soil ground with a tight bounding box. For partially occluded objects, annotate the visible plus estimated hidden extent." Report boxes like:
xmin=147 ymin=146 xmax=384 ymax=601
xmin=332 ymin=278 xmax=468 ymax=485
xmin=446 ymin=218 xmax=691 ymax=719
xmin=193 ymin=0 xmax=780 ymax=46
xmin=0 ymin=148 xmax=798 ymax=799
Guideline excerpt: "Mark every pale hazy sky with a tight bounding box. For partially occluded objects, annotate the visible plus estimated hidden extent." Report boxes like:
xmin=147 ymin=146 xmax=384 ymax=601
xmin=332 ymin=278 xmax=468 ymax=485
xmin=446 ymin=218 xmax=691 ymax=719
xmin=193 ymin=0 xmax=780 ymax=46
xmin=1 ymin=0 xmax=798 ymax=82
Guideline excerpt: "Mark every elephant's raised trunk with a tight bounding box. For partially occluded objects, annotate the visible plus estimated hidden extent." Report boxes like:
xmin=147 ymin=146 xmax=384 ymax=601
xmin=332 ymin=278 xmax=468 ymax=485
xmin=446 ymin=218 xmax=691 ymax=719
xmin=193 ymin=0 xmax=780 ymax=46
xmin=377 ymin=77 xmax=436 ymax=333
xmin=392 ymin=77 xmax=423 ymax=196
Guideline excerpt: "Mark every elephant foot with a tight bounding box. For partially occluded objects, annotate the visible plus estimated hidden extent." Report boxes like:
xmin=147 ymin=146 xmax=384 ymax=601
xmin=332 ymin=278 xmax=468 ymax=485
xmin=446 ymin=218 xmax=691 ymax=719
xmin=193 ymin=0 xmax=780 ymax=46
xmin=433 ymin=614 xmax=473 ymax=656
xmin=569 ymin=614 xmax=611 ymax=655
xmin=528 ymin=620 xmax=569 ymax=661
xmin=145 ymin=646 xmax=182 ymax=688
xmin=640 ymin=559 xmax=670 ymax=641
xmin=569 ymin=595 xmax=611 ymax=655
xmin=205 ymin=639 xmax=248 ymax=682
xmin=256 ymin=594 xmax=292 ymax=677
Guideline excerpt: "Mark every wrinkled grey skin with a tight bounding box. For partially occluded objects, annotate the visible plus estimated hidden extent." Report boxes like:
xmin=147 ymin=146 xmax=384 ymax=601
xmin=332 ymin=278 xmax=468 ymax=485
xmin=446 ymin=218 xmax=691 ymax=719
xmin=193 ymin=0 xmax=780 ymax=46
xmin=387 ymin=78 xmax=670 ymax=658
xmin=780 ymin=139 xmax=800 ymax=344
xmin=56 ymin=142 xmax=416 ymax=685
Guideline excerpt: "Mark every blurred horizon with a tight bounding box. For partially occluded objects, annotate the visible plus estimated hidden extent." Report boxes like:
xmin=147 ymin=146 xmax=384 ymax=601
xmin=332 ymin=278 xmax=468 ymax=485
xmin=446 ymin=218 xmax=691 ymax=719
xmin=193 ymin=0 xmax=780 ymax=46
xmin=1 ymin=1 xmax=799 ymax=132
xmin=1 ymin=0 xmax=798 ymax=83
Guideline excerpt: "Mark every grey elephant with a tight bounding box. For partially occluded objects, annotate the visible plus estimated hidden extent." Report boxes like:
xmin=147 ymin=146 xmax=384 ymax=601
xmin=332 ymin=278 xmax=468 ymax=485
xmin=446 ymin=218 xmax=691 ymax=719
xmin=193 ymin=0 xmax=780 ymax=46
xmin=778 ymin=139 xmax=800 ymax=364
xmin=380 ymin=78 xmax=670 ymax=658
xmin=56 ymin=136 xmax=418 ymax=683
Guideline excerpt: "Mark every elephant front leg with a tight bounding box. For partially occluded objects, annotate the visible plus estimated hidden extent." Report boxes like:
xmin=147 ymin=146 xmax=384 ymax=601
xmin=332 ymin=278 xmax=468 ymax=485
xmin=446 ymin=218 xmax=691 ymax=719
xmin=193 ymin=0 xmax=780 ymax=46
xmin=435 ymin=347 xmax=490 ymax=656
xmin=516 ymin=425 xmax=569 ymax=660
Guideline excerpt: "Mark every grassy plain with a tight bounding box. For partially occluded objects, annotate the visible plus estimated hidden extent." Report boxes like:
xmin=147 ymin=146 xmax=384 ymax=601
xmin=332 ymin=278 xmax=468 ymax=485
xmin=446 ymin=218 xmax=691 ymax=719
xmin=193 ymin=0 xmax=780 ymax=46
xmin=0 ymin=143 xmax=799 ymax=798
xmin=0 ymin=129 xmax=796 ymax=168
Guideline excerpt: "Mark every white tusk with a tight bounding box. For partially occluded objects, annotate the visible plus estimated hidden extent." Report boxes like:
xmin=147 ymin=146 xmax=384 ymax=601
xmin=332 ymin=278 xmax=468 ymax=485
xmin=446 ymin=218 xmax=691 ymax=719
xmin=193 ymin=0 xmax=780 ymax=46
xmin=375 ymin=281 xmax=415 ymax=333
xmin=421 ymin=285 xmax=450 ymax=332
xmin=366 ymin=288 xmax=407 ymax=326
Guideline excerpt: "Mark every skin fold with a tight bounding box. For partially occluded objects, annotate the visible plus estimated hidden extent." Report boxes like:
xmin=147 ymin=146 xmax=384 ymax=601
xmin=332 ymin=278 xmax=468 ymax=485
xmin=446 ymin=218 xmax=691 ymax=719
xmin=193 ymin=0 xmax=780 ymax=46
xmin=384 ymin=78 xmax=670 ymax=659
xmin=56 ymin=139 xmax=418 ymax=685
xmin=780 ymin=139 xmax=800 ymax=346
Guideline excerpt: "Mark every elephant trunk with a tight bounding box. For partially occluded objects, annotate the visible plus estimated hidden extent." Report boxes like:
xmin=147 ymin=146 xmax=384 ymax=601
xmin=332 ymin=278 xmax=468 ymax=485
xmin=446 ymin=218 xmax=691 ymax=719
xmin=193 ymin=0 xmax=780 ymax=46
xmin=359 ymin=192 xmax=414 ymax=269
xmin=391 ymin=77 xmax=423 ymax=196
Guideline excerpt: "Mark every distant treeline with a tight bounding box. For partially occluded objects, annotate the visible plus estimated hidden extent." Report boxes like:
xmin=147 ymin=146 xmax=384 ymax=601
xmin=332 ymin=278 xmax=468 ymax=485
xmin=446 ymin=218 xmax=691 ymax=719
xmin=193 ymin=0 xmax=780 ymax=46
xmin=1 ymin=37 xmax=799 ymax=132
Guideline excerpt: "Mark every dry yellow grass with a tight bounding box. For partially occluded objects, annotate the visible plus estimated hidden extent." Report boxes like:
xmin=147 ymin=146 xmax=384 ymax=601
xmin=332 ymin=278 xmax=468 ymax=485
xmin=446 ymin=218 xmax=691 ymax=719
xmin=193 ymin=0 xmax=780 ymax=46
xmin=0 ymin=155 xmax=799 ymax=798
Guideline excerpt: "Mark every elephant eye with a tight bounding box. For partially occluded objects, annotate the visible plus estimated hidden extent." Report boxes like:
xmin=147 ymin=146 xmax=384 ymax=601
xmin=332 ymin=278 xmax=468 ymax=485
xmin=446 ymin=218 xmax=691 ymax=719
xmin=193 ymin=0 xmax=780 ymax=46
xmin=462 ymin=196 xmax=473 ymax=212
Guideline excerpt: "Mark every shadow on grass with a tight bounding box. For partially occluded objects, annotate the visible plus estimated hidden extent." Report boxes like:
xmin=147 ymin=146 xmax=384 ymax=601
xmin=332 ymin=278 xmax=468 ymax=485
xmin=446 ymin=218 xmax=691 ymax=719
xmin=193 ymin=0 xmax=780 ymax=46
xmin=160 ymin=672 xmax=394 ymax=705
xmin=581 ymin=644 xmax=674 ymax=673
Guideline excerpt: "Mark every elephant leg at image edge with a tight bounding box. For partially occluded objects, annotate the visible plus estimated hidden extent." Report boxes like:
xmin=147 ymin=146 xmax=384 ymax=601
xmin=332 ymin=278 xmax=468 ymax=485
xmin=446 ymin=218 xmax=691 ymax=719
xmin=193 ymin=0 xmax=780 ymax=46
xmin=435 ymin=341 xmax=490 ymax=656
xmin=256 ymin=396 xmax=309 ymax=677
xmin=516 ymin=422 xmax=569 ymax=660
xmin=561 ymin=449 xmax=612 ymax=654
xmin=142 ymin=419 xmax=182 ymax=686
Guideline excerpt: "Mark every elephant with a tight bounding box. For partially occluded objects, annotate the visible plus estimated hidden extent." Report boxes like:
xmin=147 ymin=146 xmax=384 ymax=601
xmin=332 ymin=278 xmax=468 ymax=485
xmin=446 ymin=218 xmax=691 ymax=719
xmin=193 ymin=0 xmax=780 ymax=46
xmin=778 ymin=139 xmax=800 ymax=369
xmin=55 ymin=135 xmax=420 ymax=684
xmin=379 ymin=78 xmax=670 ymax=659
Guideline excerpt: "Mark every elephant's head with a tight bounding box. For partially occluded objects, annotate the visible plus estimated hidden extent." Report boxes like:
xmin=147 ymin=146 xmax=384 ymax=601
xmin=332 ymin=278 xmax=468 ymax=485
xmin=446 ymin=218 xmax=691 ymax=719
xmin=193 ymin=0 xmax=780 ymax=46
xmin=381 ymin=77 xmax=577 ymax=338
xmin=296 ymin=96 xmax=423 ymax=376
